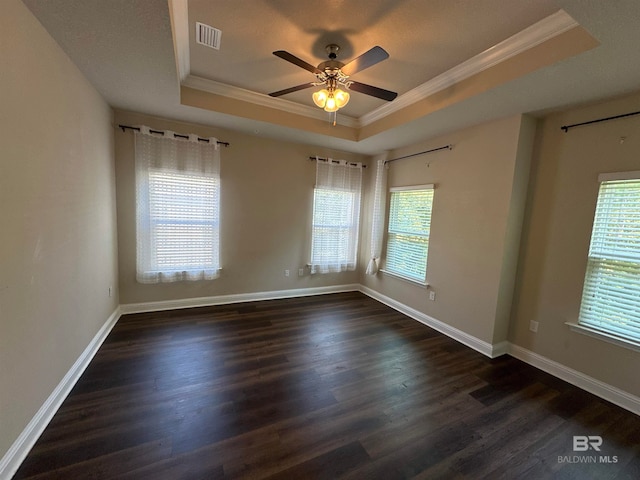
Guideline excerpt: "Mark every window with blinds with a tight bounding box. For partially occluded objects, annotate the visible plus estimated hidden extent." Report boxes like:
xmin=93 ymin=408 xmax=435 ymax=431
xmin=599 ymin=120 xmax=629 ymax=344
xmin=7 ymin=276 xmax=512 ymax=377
xmin=135 ymin=128 xmax=221 ymax=283
xmin=385 ymin=185 xmax=434 ymax=283
xmin=579 ymin=172 xmax=640 ymax=344
xmin=148 ymin=169 xmax=219 ymax=273
xmin=309 ymin=159 xmax=362 ymax=274
xmin=310 ymin=187 xmax=359 ymax=272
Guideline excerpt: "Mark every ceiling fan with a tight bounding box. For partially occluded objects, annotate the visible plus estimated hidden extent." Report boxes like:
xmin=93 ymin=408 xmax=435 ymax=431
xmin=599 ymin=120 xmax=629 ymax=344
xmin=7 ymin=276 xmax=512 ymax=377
xmin=268 ymin=44 xmax=398 ymax=112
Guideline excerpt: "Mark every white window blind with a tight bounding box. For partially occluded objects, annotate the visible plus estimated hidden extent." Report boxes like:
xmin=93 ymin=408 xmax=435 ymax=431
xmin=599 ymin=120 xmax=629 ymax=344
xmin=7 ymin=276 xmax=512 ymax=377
xmin=310 ymin=159 xmax=362 ymax=274
xmin=135 ymin=127 xmax=220 ymax=283
xmin=579 ymin=172 xmax=640 ymax=343
xmin=385 ymin=185 xmax=434 ymax=283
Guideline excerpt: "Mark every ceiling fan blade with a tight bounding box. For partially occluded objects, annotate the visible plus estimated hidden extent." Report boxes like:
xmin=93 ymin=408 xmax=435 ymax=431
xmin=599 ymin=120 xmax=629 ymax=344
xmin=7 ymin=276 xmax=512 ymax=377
xmin=269 ymin=83 xmax=317 ymax=97
xmin=348 ymin=81 xmax=397 ymax=101
xmin=273 ymin=50 xmax=322 ymax=75
xmin=340 ymin=46 xmax=389 ymax=77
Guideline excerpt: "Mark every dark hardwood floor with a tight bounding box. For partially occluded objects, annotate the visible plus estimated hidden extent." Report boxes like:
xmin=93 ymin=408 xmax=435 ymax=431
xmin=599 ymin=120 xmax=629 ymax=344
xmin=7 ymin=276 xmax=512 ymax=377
xmin=13 ymin=292 xmax=640 ymax=479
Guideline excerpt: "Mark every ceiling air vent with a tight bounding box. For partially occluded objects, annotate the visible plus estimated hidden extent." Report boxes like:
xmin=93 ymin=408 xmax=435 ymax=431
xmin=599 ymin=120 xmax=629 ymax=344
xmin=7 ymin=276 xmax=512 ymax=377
xmin=196 ymin=22 xmax=221 ymax=50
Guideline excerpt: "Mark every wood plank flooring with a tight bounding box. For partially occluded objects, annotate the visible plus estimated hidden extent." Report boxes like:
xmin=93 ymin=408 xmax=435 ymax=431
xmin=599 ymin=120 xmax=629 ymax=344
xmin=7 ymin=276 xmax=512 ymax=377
xmin=13 ymin=292 xmax=640 ymax=479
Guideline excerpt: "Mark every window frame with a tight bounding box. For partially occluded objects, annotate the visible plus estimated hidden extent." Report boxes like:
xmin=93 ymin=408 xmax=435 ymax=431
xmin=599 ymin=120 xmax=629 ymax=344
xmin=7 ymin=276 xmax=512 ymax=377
xmin=570 ymin=170 xmax=640 ymax=352
xmin=310 ymin=186 xmax=359 ymax=269
xmin=382 ymin=184 xmax=435 ymax=285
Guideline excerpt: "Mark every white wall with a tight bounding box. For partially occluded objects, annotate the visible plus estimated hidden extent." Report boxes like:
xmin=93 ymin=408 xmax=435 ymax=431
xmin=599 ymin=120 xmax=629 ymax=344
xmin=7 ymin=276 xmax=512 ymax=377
xmin=0 ymin=0 xmax=119 ymax=464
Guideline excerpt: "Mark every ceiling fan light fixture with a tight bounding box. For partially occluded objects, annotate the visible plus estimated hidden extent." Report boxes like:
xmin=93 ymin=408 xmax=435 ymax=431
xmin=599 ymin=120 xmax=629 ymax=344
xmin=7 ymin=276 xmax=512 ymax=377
xmin=333 ymin=88 xmax=350 ymax=108
xmin=324 ymin=94 xmax=339 ymax=112
xmin=313 ymin=87 xmax=349 ymax=112
xmin=312 ymin=89 xmax=330 ymax=108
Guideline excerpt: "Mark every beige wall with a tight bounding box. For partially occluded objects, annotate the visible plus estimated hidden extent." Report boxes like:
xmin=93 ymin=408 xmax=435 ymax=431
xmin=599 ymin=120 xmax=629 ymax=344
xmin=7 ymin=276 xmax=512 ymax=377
xmin=0 ymin=0 xmax=118 ymax=462
xmin=510 ymin=91 xmax=640 ymax=397
xmin=360 ymin=115 xmax=534 ymax=344
xmin=493 ymin=115 xmax=537 ymax=344
xmin=114 ymin=110 xmax=368 ymax=305
xmin=3 ymin=0 xmax=639 ymax=467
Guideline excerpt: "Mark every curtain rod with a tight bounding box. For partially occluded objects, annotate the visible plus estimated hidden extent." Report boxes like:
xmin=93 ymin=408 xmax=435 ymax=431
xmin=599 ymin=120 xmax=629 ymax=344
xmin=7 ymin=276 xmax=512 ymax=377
xmin=118 ymin=124 xmax=230 ymax=147
xmin=561 ymin=110 xmax=640 ymax=133
xmin=384 ymin=144 xmax=452 ymax=164
xmin=309 ymin=156 xmax=367 ymax=168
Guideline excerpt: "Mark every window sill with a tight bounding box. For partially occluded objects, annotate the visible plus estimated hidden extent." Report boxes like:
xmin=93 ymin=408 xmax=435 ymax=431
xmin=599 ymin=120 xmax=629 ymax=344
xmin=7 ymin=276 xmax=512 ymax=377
xmin=137 ymin=267 xmax=222 ymax=284
xmin=306 ymin=263 xmax=356 ymax=274
xmin=565 ymin=322 xmax=640 ymax=353
xmin=379 ymin=269 xmax=429 ymax=288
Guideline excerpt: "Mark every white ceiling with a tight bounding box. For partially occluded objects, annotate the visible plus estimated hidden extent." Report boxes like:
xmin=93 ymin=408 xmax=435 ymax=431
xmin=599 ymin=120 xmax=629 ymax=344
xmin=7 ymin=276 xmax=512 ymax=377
xmin=22 ymin=0 xmax=640 ymax=155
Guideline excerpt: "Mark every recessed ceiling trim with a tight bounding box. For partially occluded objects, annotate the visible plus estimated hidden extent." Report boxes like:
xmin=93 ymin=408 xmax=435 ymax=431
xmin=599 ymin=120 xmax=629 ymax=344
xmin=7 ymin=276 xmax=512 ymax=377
xmin=183 ymin=75 xmax=360 ymax=128
xmin=360 ymin=9 xmax=578 ymax=126
xmin=168 ymin=0 xmax=189 ymax=83
xmin=170 ymin=4 xmax=579 ymax=134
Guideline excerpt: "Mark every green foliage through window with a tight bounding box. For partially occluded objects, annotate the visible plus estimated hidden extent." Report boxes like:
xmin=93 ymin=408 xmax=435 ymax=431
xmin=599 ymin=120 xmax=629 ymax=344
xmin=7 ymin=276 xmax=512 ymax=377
xmin=385 ymin=187 xmax=434 ymax=283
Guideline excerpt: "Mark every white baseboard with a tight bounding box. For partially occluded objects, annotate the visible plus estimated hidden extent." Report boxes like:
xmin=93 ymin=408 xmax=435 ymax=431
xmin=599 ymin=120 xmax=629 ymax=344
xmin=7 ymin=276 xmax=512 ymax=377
xmin=0 ymin=307 xmax=121 ymax=480
xmin=508 ymin=344 xmax=640 ymax=416
xmin=359 ymin=285 xmax=505 ymax=358
xmin=4 ymin=285 xmax=639 ymax=479
xmin=491 ymin=341 xmax=510 ymax=357
xmin=359 ymin=285 xmax=639 ymax=415
xmin=120 ymin=284 xmax=360 ymax=314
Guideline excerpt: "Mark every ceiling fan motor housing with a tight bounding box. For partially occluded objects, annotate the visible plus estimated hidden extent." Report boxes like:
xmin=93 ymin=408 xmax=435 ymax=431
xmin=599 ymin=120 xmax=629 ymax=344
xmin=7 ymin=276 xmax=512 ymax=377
xmin=326 ymin=44 xmax=340 ymax=59
xmin=318 ymin=45 xmax=345 ymax=77
xmin=317 ymin=61 xmax=344 ymax=75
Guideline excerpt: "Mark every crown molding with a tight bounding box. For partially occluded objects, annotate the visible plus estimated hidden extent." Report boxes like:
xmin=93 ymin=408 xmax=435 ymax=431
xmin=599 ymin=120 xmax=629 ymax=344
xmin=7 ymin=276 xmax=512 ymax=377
xmin=359 ymin=9 xmax=578 ymax=126
xmin=168 ymin=0 xmax=357 ymax=128
xmin=168 ymin=0 xmax=190 ymax=83
xmin=170 ymin=4 xmax=577 ymax=132
xmin=183 ymin=75 xmax=360 ymax=128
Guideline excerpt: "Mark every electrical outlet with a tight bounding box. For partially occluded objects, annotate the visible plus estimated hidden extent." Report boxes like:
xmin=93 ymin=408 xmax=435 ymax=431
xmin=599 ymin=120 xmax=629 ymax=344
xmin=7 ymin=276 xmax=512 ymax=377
xmin=284 ymin=269 xmax=290 ymax=277
xmin=429 ymin=291 xmax=436 ymax=301
xmin=298 ymin=268 xmax=304 ymax=276
xmin=529 ymin=320 xmax=539 ymax=333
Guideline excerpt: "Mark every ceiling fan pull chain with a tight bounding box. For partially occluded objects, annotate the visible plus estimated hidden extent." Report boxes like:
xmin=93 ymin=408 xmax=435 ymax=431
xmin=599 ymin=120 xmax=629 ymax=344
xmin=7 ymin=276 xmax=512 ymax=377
xmin=333 ymin=111 xmax=337 ymax=127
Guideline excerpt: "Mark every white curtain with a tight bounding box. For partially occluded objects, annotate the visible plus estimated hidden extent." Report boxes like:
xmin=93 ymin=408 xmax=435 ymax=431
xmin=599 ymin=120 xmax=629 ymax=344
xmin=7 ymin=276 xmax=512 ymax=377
xmin=310 ymin=158 xmax=363 ymax=274
xmin=135 ymin=126 xmax=221 ymax=283
xmin=366 ymin=153 xmax=389 ymax=275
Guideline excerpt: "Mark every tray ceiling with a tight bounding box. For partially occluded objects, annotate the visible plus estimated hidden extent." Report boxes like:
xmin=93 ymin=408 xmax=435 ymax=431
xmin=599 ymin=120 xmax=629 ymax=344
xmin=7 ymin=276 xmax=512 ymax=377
xmin=21 ymin=0 xmax=640 ymax=154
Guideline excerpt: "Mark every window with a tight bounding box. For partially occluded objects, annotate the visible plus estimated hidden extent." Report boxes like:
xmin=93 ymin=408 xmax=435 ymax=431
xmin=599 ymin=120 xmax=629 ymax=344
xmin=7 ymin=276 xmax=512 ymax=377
xmin=384 ymin=185 xmax=434 ymax=284
xmin=135 ymin=127 xmax=220 ymax=283
xmin=578 ymin=171 xmax=640 ymax=345
xmin=310 ymin=160 xmax=362 ymax=273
